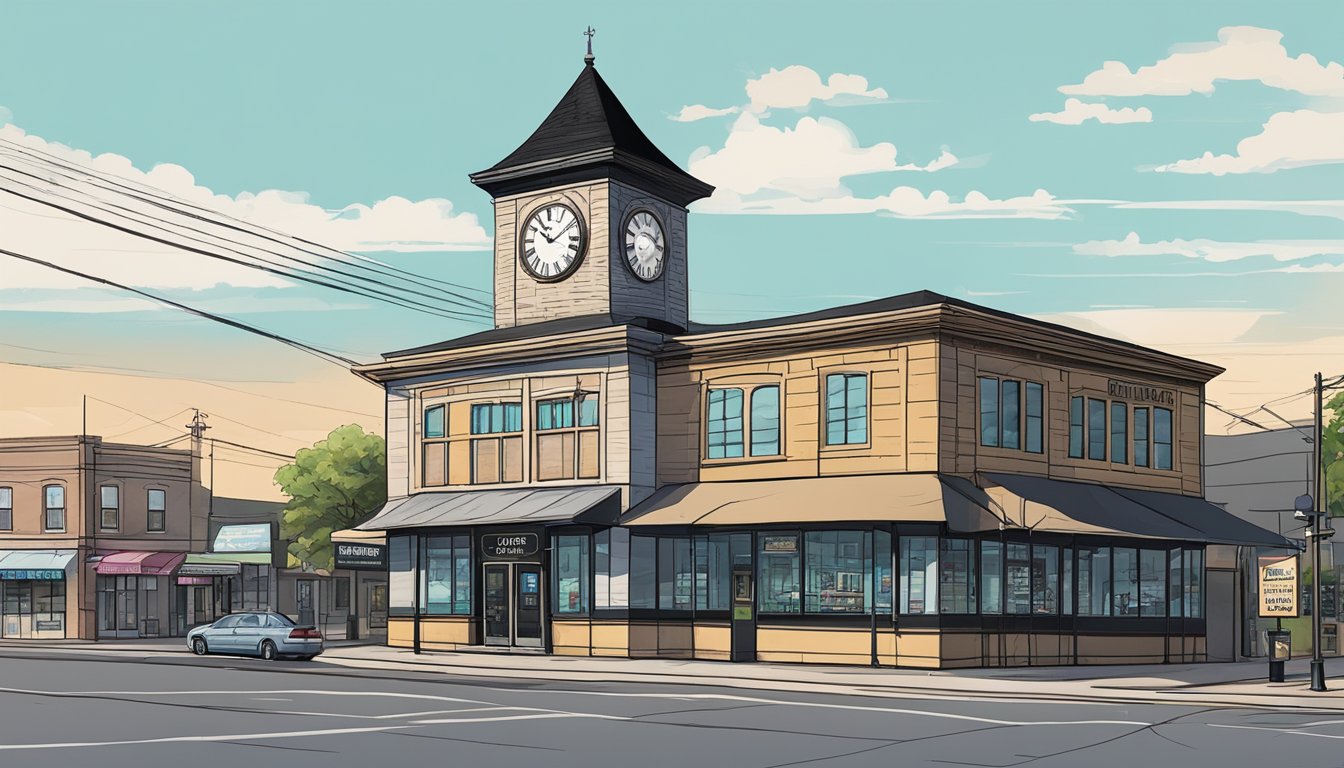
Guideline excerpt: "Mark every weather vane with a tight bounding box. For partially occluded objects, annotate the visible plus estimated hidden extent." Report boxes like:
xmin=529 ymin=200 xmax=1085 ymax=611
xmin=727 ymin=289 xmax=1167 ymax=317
xmin=584 ymin=26 xmax=596 ymax=66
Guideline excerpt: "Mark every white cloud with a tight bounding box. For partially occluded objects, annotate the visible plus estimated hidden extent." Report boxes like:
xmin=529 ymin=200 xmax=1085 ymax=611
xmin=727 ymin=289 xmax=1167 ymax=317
xmin=697 ymin=186 xmax=1069 ymax=219
xmin=1153 ymin=109 xmax=1344 ymax=175
xmin=1060 ymin=26 xmax=1344 ymax=98
xmin=1113 ymin=199 xmax=1344 ymax=221
xmin=1074 ymin=232 xmax=1344 ymax=263
xmin=669 ymin=104 xmax=741 ymax=122
xmin=1029 ymin=98 xmax=1153 ymax=125
xmin=746 ymin=66 xmax=888 ymax=113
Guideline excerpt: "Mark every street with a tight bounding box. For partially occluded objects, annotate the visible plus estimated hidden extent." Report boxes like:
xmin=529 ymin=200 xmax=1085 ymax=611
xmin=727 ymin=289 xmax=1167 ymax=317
xmin=0 ymin=648 xmax=1340 ymax=767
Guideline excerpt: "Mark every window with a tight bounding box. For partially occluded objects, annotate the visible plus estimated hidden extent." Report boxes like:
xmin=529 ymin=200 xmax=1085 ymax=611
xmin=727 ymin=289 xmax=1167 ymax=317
xmin=759 ymin=534 xmax=801 ymax=613
xmin=388 ymin=535 xmax=416 ymax=613
xmin=1112 ymin=547 xmax=1139 ymax=616
xmin=806 ymin=531 xmax=870 ymax=614
xmin=875 ymin=531 xmax=893 ymax=615
xmin=1133 ymin=407 xmax=1150 ymax=468
xmin=0 ymin=487 xmax=10 ymax=531
xmin=100 ymin=485 xmax=119 ymax=530
xmin=536 ymin=395 xmax=600 ymax=480
xmin=554 ymin=535 xmax=589 ymax=614
xmin=750 ymin=386 xmax=781 ymax=457
xmin=238 ymin=565 xmax=270 ymax=611
xmin=630 ymin=536 xmax=657 ymax=609
xmin=43 ymin=485 xmax=64 ymax=531
xmin=1062 ymin=547 xmax=1074 ymax=615
xmin=979 ymin=378 xmax=1000 ymax=448
xmin=980 ymin=541 xmax=1003 ymax=615
xmin=1139 ymin=549 xmax=1166 ymax=617
xmin=1154 ymin=407 xmax=1174 ymax=470
xmin=1006 ymin=543 xmax=1031 ymax=614
xmin=1025 ymin=382 xmax=1044 ymax=454
xmin=334 ymin=579 xmax=351 ymax=612
xmin=1068 ymin=396 xmax=1085 ymax=459
xmin=1087 ymin=398 xmax=1106 ymax=460
xmin=470 ymin=402 xmax=523 ymax=484
xmin=147 ymin=489 xmax=166 ymax=532
xmin=1110 ymin=402 xmax=1128 ymax=464
xmin=695 ymin=534 xmax=732 ymax=611
xmin=1031 ymin=545 xmax=1059 ymax=615
xmin=939 ymin=538 xmax=975 ymax=614
xmin=424 ymin=405 xmax=445 ymax=438
xmin=422 ymin=535 xmax=471 ymax=615
xmin=1077 ymin=546 xmax=1110 ymax=616
xmin=1168 ymin=548 xmax=1184 ymax=617
xmin=422 ymin=404 xmax=448 ymax=487
xmin=595 ymin=528 xmax=630 ymax=609
xmin=657 ymin=537 xmax=692 ymax=611
xmin=898 ymin=536 xmax=937 ymax=615
xmin=1183 ymin=547 xmax=1204 ymax=618
xmin=825 ymin=373 xmax=868 ymax=446
xmin=268 ymin=613 xmax=295 ymax=628
xmin=1001 ymin=380 xmax=1021 ymax=450
xmin=706 ymin=388 xmax=744 ymax=459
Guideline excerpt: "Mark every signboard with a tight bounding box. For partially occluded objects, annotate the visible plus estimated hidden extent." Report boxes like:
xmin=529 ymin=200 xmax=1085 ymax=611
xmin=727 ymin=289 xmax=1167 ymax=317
xmin=481 ymin=533 xmax=539 ymax=559
xmin=761 ymin=535 xmax=798 ymax=553
xmin=212 ymin=523 xmax=273 ymax=553
xmin=1259 ymin=554 xmax=1300 ymax=618
xmin=176 ymin=576 xmax=213 ymax=586
xmin=334 ymin=542 xmax=387 ymax=570
xmin=0 ymin=569 xmax=64 ymax=581
xmin=35 ymin=620 xmax=62 ymax=632
xmin=1107 ymin=380 xmax=1176 ymax=406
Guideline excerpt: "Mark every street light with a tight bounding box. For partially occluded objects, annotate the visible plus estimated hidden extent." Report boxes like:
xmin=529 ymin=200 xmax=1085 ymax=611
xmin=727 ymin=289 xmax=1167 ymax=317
xmin=1298 ymin=373 xmax=1336 ymax=692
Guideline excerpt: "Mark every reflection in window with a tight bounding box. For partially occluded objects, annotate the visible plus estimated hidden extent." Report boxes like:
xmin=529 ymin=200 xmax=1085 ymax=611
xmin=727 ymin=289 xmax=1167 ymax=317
xmin=825 ymin=374 xmax=868 ymax=446
xmin=874 ymin=530 xmax=893 ymax=614
xmin=1110 ymin=402 xmax=1128 ymax=464
xmin=594 ymin=528 xmax=630 ymax=609
xmin=1062 ymin=547 xmax=1074 ymax=615
xmin=899 ymin=537 xmax=937 ymax=615
xmin=1006 ymin=543 xmax=1031 ymax=614
xmin=1087 ymin=398 xmax=1107 ymax=461
xmin=939 ymin=538 xmax=975 ymax=614
xmin=471 ymin=403 xmax=522 ymax=434
xmin=44 ymin=484 xmax=64 ymax=531
xmin=1133 ymin=407 xmax=1150 ymax=468
xmin=1068 ymin=396 xmax=1085 ymax=459
xmin=388 ymin=535 xmax=415 ymax=612
xmin=981 ymin=541 xmax=1003 ymax=615
xmin=805 ymin=531 xmax=870 ymax=613
xmin=100 ymin=486 xmax=119 ymax=530
xmin=1001 ymin=380 xmax=1021 ymax=450
xmin=750 ymin=386 xmax=781 ymax=457
xmin=554 ymin=535 xmax=589 ymax=614
xmin=1154 ymin=408 xmax=1174 ymax=470
xmin=759 ymin=534 xmax=800 ymax=613
xmin=1184 ymin=548 xmax=1204 ymax=618
xmin=630 ymin=536 xmax=657 ymax=609
xmin=979 ymin=377 xmax=1000 ymax=448
xmin=0 ymin=486 xmax=10 ymax=530
xmin=1112 ymin=547 xmax=1139 ymax=616
xmin=1032 ymin=545 xmax=1059 ymax=614
xmin=658 ymin=537 xmax=693 ymax=611
xmin=1025 ymin=382 xmax=1044 ymax=454
xmin=1168 ymin=548 xmax=1184 ymax=617
xmin=1140 ymin=549 xmax=1166 ymax=617
xmin=1078 ymin=546 xmax=1110 ymax=616
xmin=695 ymin=535 xmax=732 ymax=611
xmin=147 ymin=489 xmax=166 ymax=532
xmin=424 ymin=405 xmax=445 ymax=438
xmin=707 ymin=388 xmax=744 ymax=459
xmin=423 ymin=535 xmax=471 ymax=615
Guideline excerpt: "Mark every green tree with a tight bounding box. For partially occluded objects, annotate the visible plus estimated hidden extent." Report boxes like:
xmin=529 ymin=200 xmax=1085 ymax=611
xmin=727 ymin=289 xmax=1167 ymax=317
xmin=275 ymin=424 xmax=386 ymax=572
xmin=1326 ymin=392 xmax=1344 ymax=519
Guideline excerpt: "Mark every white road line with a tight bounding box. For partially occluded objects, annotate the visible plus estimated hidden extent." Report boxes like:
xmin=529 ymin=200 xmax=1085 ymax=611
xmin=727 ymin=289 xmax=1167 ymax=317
xmin=0 ymin=687 xmax=489 ymax=705
xmin=1209 ymin=724 xmax=1344 ymax=740
xmin=410 ymin=712 xmax=628 ymax=724
xmin=0 ymin=725 xmax=416 ymax=751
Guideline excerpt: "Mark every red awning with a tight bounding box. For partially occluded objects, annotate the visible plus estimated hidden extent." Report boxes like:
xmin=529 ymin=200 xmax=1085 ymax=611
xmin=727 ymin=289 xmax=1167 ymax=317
xmin=95 ymin=551 xmax=186 ymax=576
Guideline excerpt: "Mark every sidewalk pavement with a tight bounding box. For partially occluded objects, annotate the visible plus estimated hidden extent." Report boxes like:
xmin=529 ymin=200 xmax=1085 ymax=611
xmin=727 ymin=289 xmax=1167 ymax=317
xmin=10 ymin=637 xmax=1344 ymax=711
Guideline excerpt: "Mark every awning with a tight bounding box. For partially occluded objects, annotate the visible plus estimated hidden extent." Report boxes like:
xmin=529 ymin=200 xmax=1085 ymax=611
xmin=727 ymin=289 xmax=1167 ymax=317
xmin=983 ymin=473 xmax=1293 ymax=547
xmin=177 ymin=552 xmax=271 ymax=576
xmin=331 ymin=527 xmax=386 ymax=545
xmin=95 ymin=551 xmax=186 ymax=576
xmin=621 ymin=474 xmax=1003 ymax=531
xmin=0 ymin=550 xmax=76 ymax=579
xmin=356 ymin=486 xmax=621 ymax=531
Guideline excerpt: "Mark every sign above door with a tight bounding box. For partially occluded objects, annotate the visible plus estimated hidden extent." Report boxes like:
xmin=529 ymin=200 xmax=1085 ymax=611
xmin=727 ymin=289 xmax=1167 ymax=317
xmin=481 ymin=533 xmax=540 ymax=560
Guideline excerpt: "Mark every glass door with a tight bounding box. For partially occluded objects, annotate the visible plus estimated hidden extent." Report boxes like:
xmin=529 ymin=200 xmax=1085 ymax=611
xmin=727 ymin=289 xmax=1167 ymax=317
xmin=297 ymin=579 xmax=316 ymax=625
xmin=483 ymin=564 xmax=511 ymax=646
xmin=514 ymin=564 xmax=543 ymax=648
xmin=3 ymin=581 xmax=30 ymax=638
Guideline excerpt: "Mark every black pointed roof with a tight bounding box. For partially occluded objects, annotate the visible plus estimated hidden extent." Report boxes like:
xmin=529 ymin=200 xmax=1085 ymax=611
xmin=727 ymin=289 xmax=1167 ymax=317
xmin=470 ymin=63 xmax=713 ymax=206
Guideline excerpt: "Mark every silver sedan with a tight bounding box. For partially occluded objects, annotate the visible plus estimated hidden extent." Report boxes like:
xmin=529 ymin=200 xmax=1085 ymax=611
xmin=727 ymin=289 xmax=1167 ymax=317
xmin=186 ymin=611 xmax=323 ymax=661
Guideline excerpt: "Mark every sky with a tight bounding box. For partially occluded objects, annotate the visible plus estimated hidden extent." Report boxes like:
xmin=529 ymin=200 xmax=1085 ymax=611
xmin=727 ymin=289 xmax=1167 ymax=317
xmin=1 ymin=1 xmax=1342 ymax=496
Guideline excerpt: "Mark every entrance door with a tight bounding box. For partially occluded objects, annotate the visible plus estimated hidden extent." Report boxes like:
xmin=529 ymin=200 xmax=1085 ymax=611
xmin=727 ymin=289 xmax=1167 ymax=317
xmin=297 ymin=579 xmax=316 ymax=625
xmin=368 ymin=583 xmax=387 ymax=629
xmin=514 ymin=564 xmax=544 ymax=648
xmin=2 ymin=581 xmax=30 ymax=638
xmin=483 ymin=564 xmax=511 ymax=646
xmin=730 ymin=533 xmax=756 ymax=662
xmin=116 ymin=576 xmax=139 ymax=638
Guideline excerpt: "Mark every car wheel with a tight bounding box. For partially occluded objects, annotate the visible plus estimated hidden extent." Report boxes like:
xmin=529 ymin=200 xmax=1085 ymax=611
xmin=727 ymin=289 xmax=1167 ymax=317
xmin=260 ymin=640 xmax=277 ymax=661
xmin=192 ymin=637 xmax=208 ymax=656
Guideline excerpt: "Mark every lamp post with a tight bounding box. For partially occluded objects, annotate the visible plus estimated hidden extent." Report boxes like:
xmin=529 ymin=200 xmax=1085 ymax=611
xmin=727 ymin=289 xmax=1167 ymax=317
xmin=1298 ymin=372 xmax=1336 ymax=692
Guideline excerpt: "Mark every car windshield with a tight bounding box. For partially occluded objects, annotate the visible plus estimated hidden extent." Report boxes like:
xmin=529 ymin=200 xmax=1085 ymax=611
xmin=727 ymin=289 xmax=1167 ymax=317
xmin=268 ymin=614 xmax=295 ymax=627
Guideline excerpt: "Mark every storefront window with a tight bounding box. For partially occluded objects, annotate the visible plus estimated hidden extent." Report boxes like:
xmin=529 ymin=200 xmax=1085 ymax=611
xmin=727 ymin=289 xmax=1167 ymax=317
xmin=874 ymin=530 xmax=893 ymax=614
xmin=981 ymin=541 xmax=1003 ymax=615
xmin=760 ymin=534 xmax=801 ymax=613
xmin=658 ymin=537 xmax=692 ymax=611
xmin=1078 ymin=546 xmax=1110 ymax=616
xmin=554 ymin=535 xmax=588 ymax=614
xmin=939 ymin=538 xmax=975 ymax=614
xmin=1139 ymin=549 xmax=1167 ymax=617
xmin=388 ymin=534 xmax=416 ymax=613
xmin=240 ymin=565 xmax=270 ymax=611
xmin=695 ymin=535 xmax=732 ymax=611
xmin=899 ymin=537 xmax=937 ymax=615
xmin=1062 ymin=547 xmax=1073 ymax=615
xmin=1006 ymin=543 xmax=1031 ymax=614
xmin=1184 ymin=548 xmax=1204 ymax=618
xmin=1112 ymin=548 xmax=1139 ymax=616
xmin=595 ymin=528 xmax=630 ymax=609
xmin=1168 ymin=548 xmax=1184 ymax=617
xmin=1032 ymin=545 xmax=1058 ymax=615
xmin=423 ymin=535 xmax=471 ymax=615
xmin=630 ymin=536 xmax=656 ymax=609
xmin=805 ymin=531 xmax=870 ymax=613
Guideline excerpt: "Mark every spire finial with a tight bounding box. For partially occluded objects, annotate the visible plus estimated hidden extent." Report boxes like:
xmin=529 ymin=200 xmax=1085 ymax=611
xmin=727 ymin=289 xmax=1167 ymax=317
xmin=583 ymin=26 xmax=596 ymax=66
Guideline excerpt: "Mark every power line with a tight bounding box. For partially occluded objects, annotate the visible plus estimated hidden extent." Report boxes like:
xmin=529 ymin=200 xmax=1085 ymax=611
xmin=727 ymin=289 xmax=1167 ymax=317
xmin=1206 ymin=401 xmax=1272 ymax=432
xmin=209 ymin=438 xmax=294 ymax=462
xmin=206 ymin=411 xmax=310 ymax=445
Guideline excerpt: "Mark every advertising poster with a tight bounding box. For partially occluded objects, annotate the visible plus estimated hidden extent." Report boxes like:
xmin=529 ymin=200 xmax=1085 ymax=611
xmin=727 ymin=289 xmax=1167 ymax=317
xmin=1258 ymin=554 xmax=1299 ymax=618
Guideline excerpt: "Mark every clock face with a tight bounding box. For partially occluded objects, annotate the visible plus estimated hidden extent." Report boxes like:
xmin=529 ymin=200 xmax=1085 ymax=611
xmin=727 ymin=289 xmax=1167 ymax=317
xmin=521 ymin=203 xmax=585 ymax=281
xmin=623 ymin=209 xmax=666 ymax=282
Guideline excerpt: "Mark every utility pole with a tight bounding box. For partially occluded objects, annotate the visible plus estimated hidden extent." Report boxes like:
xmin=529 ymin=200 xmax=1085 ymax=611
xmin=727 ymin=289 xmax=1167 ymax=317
xmin=1311 ymin=373 xmax=1328 ymax=692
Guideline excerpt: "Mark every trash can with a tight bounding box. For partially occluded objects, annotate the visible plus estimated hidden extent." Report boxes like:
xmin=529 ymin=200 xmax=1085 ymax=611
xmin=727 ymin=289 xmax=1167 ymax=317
xmin=347 ymin=614 xmax=359 ymax=641
xmin=1267 ymin=629 xmax=1291 ymax=682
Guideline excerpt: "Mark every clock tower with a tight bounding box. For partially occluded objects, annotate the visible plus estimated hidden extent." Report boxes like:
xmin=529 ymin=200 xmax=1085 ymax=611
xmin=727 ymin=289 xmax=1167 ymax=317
xmin=469 ymin=51 xmax=713 ymax=332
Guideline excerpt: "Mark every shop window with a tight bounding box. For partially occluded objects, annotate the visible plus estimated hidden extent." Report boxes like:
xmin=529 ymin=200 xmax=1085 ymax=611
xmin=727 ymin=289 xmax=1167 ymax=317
xmin=980 ymin=541 xmax=1003 ymax=615
xmin=805 ymin=531 xmax=870 ymax=614
xmin=388 ymin=534 xmax=416 ymax=614
xmin=1062 ymin=547 xmax=1074 ymax=615
xmin=1168 ymin=548 xmax=1184 ymax=617
xmin=147 ymin=489 xmax=166 ymax=532
xmin=422 ymin=404 xmax=448 ymax=487
xmin=1032 ymin=545 xmax=1059 ymax=615
xmin=1133 ymin=407 xmax=1150 ymax=468
xmin=706 ymin=388 xmax=744 ymax=459
xmin=694 ymin=534 xmax=732 ymax=611
xmin=1068 ymin=397 xmax=1084 ymax=459
xmin=1025 ymin=382 xmax=1044 ymax=454
xmin=874 ymin=530 xmax=893 ymax=614
xmin=824 ymin=373 xmax=868 ymax=446
xmin=1154 ymin=407 xmax=1174 ymax=470
xmin=554 ymin=535 xmax=589 ymax=614
xmin=1110 ymin=402 xmax=1128 ymax=464
xmin=898 ymin=536 xmax=937 ymax=615
xmin=1183 ymin=547 xmax=1204 ymax=618
xmin=629 ymin=536 xmax=657 ymax=609
xmin=470 ymin=403 xmax=523 ymax=484
xmin=334 ymin=579 xmax=351 ymax=612
xmin=595 ymin=528 xmax=630 ymax=609
xmin=1006 ymin=543 xmax=1031 ymax=614
xmin=423 ymin=535 xmax=471 ymax=615
xmin=241 ymin=565 xmax=269 ymax=611
xmin=1087 ymin=398 xmax=1106 ymax=461
xmin=1112 ymin=547 xmax=1139 ymax=616
xmin=1077 ymin=546 xmax=1110 ymax=616
xmin=759 ymin=533 xmax=801 ymax=613
xmin=100 ymin=485 xmax=119 ymax=530
xmin=1140 ymin=548 xmax=1167 ymax=617
xmin=978 ymin=378 xmax=999 ymax=448
xmin=750 ymin=386 xmax=781 ymax=457
xmin=0 ymin=487 xmax=10 ymax=531
xmin=658 ymin=537 xmax=693 ymax=611
xmin=939 ymin=538 xmax=976 ymax=614
xmin=536 ymin=395 xmax=600 ymax=481
xmin=43 ymin=485 xmax=64 ymax=531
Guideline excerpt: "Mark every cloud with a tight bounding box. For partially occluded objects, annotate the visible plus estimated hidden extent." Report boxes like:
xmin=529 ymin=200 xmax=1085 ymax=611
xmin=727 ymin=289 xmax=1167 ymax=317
xmin=745 ymin=66 xmax=889 ymax=113
xmin=669 ymin=104 xmax=741 ymax=122
xmin=697 ymin=186 xmax=1069 ymax=219
xmin=1074 ymin=232 xmax=1344 ymax=263
xmin=1029 ymin=98 xmax=1152 ymax=125
xmin=1060 ymin=26 xmax=1344 ymax=98
xmin=1112 ymin=199 xmax=1344 ymax=220
xmin=1152 ymin=109 xmax=1344 ymax=175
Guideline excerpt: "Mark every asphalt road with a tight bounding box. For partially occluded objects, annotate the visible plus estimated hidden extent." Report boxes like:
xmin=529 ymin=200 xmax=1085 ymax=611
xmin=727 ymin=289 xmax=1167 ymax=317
xmin=0 ymin=647 xmax=1341 ymax=768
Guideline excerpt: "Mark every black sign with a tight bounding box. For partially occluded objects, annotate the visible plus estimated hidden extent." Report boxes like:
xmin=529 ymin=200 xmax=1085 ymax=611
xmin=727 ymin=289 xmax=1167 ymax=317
xmin=334 ymin=542 xmax=387 ymax=570
xmin=1107 ymin=380 xmax=1177 ymax=406
xmin=482 ymin=533 xmax=540 ymax=559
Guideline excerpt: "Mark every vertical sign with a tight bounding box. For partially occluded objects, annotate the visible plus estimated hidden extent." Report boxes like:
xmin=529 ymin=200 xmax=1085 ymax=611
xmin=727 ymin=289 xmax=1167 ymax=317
xmin=1258 ymin=554 xmax=1300 ymax=618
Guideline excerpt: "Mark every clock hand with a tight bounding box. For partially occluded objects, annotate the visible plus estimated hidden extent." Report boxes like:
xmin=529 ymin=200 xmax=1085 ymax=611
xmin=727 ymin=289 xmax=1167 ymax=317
xmin=554 ymin=219 xmax=578 ymax=239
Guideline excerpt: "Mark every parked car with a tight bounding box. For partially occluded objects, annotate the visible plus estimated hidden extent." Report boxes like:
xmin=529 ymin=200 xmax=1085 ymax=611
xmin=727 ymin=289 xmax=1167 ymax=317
xmin=186 ymin=611 xmax=323 ymax=661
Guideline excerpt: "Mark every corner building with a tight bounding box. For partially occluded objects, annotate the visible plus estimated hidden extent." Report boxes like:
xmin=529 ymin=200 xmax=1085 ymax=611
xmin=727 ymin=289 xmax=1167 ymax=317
xmin=354 ymin=57 xmax=1289 ymax=668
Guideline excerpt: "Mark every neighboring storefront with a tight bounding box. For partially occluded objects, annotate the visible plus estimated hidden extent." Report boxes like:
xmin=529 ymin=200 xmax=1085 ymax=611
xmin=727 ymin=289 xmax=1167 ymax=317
xmin=0 ymin=550 xmax=75 ymax=640
xmin=331 ymin=528 xmax=389 ymax=641
xmin=93 ymin=551 xmax=185 ymax=638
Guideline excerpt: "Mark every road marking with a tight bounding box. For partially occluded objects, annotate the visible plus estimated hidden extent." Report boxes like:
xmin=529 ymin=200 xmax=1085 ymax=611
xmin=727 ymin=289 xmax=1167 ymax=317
xmin=1210 ymin=724 xmax=1344 ymax=740
xmin=0 ymin=687 xmax=489 ymax=705
xmin=0 ymin=725 xmax=417 ymax=751
xmin=410 ymin=712 xmax=628 ymax=724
